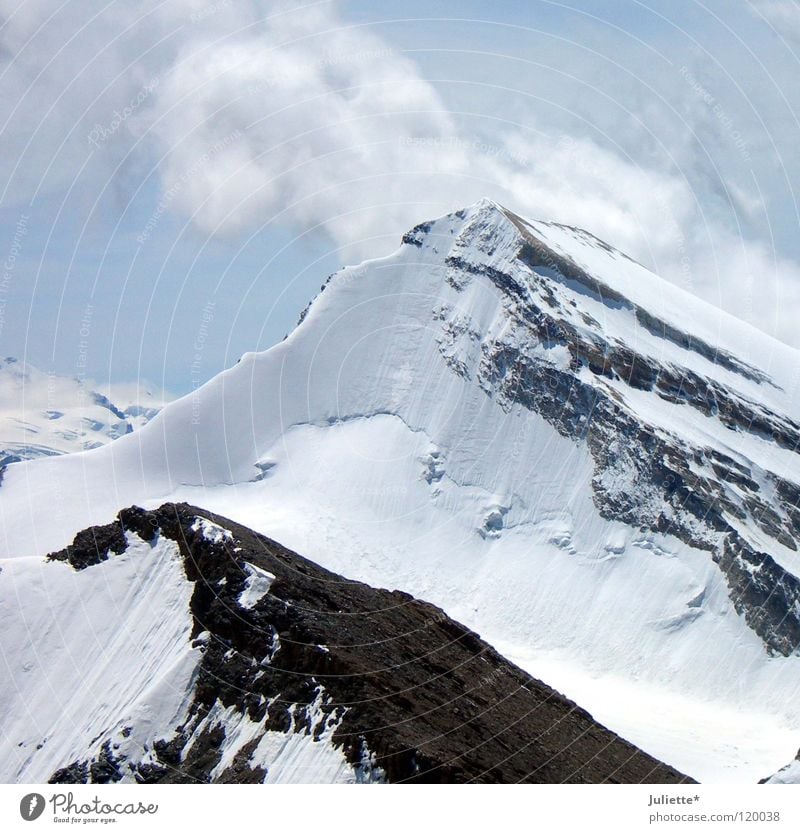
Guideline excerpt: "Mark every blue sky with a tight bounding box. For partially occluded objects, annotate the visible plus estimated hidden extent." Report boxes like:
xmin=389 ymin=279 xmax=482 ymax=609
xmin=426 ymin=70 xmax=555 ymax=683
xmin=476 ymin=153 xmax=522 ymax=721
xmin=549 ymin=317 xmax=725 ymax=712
xmin=1 ymin=0 xmax=799 ymax=395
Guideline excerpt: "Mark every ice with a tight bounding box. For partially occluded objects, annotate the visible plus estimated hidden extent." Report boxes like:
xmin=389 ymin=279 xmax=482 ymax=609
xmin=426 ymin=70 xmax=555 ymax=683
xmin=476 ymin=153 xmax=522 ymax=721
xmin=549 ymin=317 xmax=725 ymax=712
xmin=764 ymin=757 xmax=800 ymax=784
xmin=191 ymin=516 xmax=233 ymax=544
xmin=238 ymin=562 xmax=275 ymax=610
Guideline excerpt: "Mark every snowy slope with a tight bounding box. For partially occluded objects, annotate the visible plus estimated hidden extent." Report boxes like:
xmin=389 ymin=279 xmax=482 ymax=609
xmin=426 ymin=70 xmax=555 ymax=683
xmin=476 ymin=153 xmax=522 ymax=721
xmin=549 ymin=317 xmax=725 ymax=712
xmin=2 ymin=200 xmax=800 ymax=782
xmin=0 ymin=532 xmax=199 ymax=782
xmin=0 ymin=512 xmax=377 ymax=785
xmin=0 ymin=358 xmax=167 ymax=467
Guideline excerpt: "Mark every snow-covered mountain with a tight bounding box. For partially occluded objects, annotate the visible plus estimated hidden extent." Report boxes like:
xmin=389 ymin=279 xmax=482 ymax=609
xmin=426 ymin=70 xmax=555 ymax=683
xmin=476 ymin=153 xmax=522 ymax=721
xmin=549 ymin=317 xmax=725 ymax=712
xmin=1 ymin=503 xmax=688 ymax=784
xmin=2 ymin=199 xmax=800 ymax=783
xmin=0 ymin=357 xmax=167 ymax=468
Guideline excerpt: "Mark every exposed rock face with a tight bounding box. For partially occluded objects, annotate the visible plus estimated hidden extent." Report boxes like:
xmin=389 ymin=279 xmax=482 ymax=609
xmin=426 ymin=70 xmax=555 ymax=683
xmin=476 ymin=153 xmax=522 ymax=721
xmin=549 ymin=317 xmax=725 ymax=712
xmin=46 ymin=503 xmax=691 ymax=784
xmin=429 ymin=205 xmax=800 ymax=656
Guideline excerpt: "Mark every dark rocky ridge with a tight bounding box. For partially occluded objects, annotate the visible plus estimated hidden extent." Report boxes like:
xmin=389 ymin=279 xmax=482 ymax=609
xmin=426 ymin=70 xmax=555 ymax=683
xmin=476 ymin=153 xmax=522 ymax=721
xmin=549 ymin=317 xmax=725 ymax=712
xmin=429 ymin=205 xmax=800 ymax=656
xmin=47 ymin=503 xmax=691 ymax=784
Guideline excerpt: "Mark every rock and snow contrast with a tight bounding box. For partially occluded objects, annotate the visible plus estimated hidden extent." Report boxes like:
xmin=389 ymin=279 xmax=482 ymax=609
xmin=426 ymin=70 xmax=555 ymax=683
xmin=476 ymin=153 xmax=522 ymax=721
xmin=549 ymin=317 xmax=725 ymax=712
xmin=1 ymin=503 xmax=688 ymax=784
xmin=2 ymin=199 xmax=800 ymax=783
xmin=0 ymin=357 xmax=167 ymax=469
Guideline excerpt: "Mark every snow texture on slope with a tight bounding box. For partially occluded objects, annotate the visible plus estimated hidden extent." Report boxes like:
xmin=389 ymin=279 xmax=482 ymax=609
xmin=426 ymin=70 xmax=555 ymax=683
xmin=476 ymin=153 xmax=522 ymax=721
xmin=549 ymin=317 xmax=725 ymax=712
xmin=0 ymin=532 xmax=198 ymax=782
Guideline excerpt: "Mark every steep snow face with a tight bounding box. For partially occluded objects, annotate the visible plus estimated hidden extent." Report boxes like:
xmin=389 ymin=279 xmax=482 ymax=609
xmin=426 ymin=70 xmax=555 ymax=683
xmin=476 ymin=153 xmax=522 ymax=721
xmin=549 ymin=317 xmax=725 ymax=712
xmin=3 ymin=200 xmax=800 ymax=782
xmin=0 ymin=533 xmax=199 ymax=783
xmin=0 ymin=358 xmax=166 ymax=467
xmin=0 ymin=513 xmax=389 ymax=785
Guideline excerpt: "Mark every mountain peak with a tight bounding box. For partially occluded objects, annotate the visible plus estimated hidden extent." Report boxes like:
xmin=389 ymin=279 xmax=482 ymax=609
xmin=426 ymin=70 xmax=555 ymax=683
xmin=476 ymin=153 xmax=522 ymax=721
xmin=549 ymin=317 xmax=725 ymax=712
xmin=466 ymin=195 xmax=505 ymax=211
xmin=4 ymin=202 xmax=800 ymax=781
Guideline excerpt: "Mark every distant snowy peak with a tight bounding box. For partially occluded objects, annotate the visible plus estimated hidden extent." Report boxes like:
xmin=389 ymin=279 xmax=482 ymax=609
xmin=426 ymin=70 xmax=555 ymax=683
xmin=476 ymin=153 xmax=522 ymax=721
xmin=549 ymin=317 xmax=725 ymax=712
xmin=0 ymin=357 xmax=168 ymax=466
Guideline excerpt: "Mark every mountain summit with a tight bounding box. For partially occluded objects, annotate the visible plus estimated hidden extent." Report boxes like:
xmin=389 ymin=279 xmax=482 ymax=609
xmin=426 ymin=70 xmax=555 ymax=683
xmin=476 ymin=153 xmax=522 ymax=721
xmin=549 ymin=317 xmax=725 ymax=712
xmin=2 ymin=200 xmax=800 ymax=782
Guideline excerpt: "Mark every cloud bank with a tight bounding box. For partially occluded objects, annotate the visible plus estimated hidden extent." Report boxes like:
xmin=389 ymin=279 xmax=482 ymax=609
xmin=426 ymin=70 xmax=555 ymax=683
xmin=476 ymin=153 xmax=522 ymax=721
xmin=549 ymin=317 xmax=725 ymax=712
xmin=2 ymin=0 xmax=800 ymax=348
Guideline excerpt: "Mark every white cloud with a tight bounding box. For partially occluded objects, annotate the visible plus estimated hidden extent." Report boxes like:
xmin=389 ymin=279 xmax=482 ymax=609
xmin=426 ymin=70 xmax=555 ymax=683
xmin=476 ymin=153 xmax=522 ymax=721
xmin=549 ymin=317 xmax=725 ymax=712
xmin=748 ymin=1 xmax=800 ymax=40
xmin=2 ymin=0 xmax=799 ymax=349
xmin=140 ymin=2 xmax=800 ymax=346
xmin=146 ymin=10 xmax=455 ymax=249
xmin=141 ymin=4 xmax=696 ymax=262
